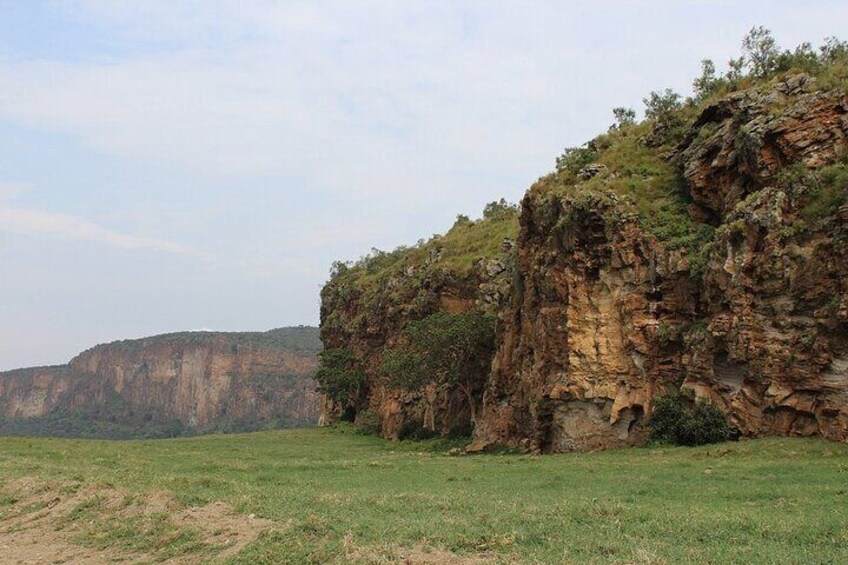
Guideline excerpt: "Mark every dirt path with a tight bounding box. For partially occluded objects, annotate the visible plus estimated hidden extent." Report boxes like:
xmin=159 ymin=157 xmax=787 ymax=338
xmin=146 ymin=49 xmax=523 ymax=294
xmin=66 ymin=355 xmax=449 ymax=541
xmin=0 ymin=478 xmax=273 ymax=564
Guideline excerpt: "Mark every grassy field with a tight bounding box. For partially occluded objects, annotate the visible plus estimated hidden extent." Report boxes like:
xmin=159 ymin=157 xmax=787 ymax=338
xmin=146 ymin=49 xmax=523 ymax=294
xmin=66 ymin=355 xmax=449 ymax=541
xmin=0 ymin=427 xmax=847 ymax=564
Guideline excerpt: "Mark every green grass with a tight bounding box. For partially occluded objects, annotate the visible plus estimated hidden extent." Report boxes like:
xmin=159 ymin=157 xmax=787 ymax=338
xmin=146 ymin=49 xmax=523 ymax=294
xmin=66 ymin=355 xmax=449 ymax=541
xmin=539 ymin=120 xmax=715 ymax=265
xmin=801 ymin=161 xmax=848 ymax=225
xmin=433 ymin=211 xmax=520 ymax=274
xmin=1 ymin=428 xmax=846 ymax=563
xmin=73 ymin=512 xmax=217 ymax=561
xmin=338 ymin=206 xmax=520 ymax=289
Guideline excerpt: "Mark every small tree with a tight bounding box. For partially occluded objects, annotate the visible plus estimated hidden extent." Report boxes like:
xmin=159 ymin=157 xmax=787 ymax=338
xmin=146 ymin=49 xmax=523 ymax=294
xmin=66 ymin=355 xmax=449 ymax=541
xmin=379 ymin=348 xmax=428 ymax=391
xmin=315 ymin=348 xmax=364 ymax=403
xmin=452 ymin=214 xmax=472 ymax=229
xmin=741 ymin=26 xmax=780 ymax=78
xmin=380 ymin=310 xmax=496 ymax=423
xmin=556 ymin=144 xmax=597 ymax=175
xmin=329 ymin=260 xmax=350 ymax=278
xmin=642 ymin=89 xmax=684 ymax=145
xmin=643 ymin=89 xmax=682 ymax=124
xmin=482 ymin=199 xmax=518 ymax=220
xmin=611 ymin=106 xmax=636 ymax=129
xmin=692 ymin=59 xmax=722 ymax=101
xmin=820 ymin=37 xmax=848 ymax=62
xmin=725 ymin=55 xmax=746 ymax=83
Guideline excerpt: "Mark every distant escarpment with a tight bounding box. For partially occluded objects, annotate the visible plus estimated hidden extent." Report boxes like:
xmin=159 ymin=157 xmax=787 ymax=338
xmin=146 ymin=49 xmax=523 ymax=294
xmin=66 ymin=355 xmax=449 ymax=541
xmin=320 ymin=34 xmax=848 ymax=451
xmin=0 ymin=327 xmax=321 ymax=438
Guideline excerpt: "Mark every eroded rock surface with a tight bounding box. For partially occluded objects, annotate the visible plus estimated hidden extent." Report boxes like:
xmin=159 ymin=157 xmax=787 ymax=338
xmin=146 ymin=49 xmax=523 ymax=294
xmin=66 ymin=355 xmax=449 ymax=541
xmin=321 ymin=74 xmax=848 ymax=451
xmin=681 ymin=74 xmax=848 ymax=219
xmin=0 ymin=327 xmax=321 ymax=436
xmin=319 ymin=232 xmax=516 ymax=438
xmin=473 ymin=75 xmax=848 ymax=451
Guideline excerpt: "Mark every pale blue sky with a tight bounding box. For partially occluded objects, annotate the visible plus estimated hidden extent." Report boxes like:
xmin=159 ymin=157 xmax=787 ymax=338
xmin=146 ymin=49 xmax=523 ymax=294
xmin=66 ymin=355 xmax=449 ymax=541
xmin=1 ymin=1 xmax=846 ymax=370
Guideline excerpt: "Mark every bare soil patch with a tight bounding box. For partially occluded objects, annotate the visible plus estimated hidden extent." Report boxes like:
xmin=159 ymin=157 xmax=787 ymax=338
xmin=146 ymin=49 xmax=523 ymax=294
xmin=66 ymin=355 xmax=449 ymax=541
xmin=0 ymin=477 xmax=272 ymax=564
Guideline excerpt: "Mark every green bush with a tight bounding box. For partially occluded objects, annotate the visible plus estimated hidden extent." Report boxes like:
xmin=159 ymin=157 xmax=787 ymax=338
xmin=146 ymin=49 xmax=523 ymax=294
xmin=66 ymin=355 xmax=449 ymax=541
xmin=315 ymin=348 xmax=364 ymax=403
xmin=482 ymin=198 xmax=519 ymax=220
xmin=380 ymin=310 xmax=495 ymax=422
xmin=611 ymin=107 xmax=636 ymax=130
xmin=354 ymin=410 xmax=382 ymax=435
xmin=643 ymin=89 xmax=682 ymax=123
xmin=398 ymin=420 xmax=437 ymax=441
xmin=734 ymin=125 xmax=761 ymax=171
xmin=555 ymin=145 xmax=597 ymax=175
xmin=692 ymin=59 xmax=725 ymax=101
xmin=801 ymin=162 xmax=848 ymax=224
xmin=649 ymin=391 xmax=732 ymax=446
xmin=379 ymin=348 xmax=429 ymax=391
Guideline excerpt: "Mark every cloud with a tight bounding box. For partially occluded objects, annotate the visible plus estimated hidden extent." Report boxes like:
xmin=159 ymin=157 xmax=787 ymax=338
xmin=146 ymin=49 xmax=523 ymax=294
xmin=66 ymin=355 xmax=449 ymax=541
xmin=0 ymin=203 xmax=210 ymax=258
xmin=0 ymin=3 xmax=588 ymax=189
xmin=0 ymin=181 xmax=26 ymax=201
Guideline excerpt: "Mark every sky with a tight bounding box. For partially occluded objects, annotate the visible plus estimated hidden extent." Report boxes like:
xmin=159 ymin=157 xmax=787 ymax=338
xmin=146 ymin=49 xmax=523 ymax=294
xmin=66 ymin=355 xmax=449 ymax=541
xmin=1 ymin=1 xmax=846 ymax=370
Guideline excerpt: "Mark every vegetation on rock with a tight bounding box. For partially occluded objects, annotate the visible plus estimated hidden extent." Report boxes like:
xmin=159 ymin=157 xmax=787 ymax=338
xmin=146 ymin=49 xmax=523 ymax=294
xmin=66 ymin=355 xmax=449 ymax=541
xmin=315 ymin=347 xmax=364 ymax=404
xmin=319 ymin=199 xmax=518 ymax=437
xmin=648 ymin=391 xmax=733 ymax=446
xmin=321 ymin=28 xmax=848 ymax=451
xmin=380 ymin=310 xmax=496 ymax=422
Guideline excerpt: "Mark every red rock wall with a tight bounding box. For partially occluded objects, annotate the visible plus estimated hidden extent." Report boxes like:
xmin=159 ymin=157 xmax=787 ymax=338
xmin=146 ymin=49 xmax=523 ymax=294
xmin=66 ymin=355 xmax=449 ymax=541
xmin=472 ymin=75 xmax=848 ymax=451
xmin=0 ymin=330 xmax=321 ymax=433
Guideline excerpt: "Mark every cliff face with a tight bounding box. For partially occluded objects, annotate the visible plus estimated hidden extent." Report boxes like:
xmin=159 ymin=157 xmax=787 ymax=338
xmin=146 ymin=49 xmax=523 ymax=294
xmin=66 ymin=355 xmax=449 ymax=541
xmin=318 ymin=209 xmax=518 ymax=438
xmin=320 ymin=71 xmax=848 ymax=451
xmin=472 ymin=195 xmax=694 ymax=452
xmin=679 ymin=77 xmax=848 ymax=441
xmin=0 ymin=327 xmax=321 ymax=438
xmin=472 ymin=75 xmax=848 ymax=451
xmin=0 ymin=366 xmax=78 ymax=420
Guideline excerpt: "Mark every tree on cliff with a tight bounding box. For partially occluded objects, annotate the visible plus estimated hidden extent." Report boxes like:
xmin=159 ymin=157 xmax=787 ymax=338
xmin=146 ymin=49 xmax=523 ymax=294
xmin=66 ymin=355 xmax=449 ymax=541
xmin=315 ymin=348 xmax=364 ymax=404
xmin=380 ymin=310 xmax=496 ymax=426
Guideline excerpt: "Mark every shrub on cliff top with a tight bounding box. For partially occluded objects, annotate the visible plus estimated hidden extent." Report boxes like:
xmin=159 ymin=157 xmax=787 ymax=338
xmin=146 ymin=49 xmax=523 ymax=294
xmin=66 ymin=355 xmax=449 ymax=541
xmin=649 ymin=391 xmax=732 ymax=446
xmin=555 ymin=144 xmax=597 ymax=176
xmin=482 ymin=198 xmax=519 ymax=220
xmin=326 ymin=200 xmax=519 ymax=293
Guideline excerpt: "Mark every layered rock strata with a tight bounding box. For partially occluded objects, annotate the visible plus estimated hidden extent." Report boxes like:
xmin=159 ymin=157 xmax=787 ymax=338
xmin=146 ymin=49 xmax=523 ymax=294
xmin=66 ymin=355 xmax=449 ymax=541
xmin=473 ymin=75 xmax=848 ymax=451
xmin=322 ymin=74 xmax=848 ymax=451
xmin=0 ymin=327 xmax=321 ymax=437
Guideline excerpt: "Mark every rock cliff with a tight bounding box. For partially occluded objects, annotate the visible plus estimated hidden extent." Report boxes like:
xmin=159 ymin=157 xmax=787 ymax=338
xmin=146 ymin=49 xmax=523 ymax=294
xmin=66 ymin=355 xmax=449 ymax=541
xmin=318 ymin=205 xmax=518 ymax=438
xmin=0 ymin=327 xmax=321 ymax=438
xmin=472 ymin=74 xmax=848 ymax=451
xmin=320 ymin=63 xmax=848 ymax=451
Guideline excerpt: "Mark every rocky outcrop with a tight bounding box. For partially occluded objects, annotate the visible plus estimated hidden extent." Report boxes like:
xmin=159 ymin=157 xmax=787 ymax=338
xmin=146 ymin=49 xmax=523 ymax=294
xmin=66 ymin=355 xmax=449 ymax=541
xmin=470 ymin=74 xmax=848 ymax=451
xmin=681 ymin=74 xmax=847 ymax=219
xmin=318 ymin=214 xmax=518 ymax=438
xmin=0 ymin=327 xmax=321 ymax=437
xmin=685 ymin=187 xmax=848 ymax=441
xmin=472 ymin=192 xmax=695 ymax=452
xmin=0 ymin=366 xmax=78 ymax=419
xmin=320 ymin=73 xmax=848 ymax=451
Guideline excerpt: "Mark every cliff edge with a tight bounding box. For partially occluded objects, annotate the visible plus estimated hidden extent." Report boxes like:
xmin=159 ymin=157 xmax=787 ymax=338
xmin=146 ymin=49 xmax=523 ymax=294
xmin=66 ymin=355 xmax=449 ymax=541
xmin=0 ymin=327 xmax=321 ymax=438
